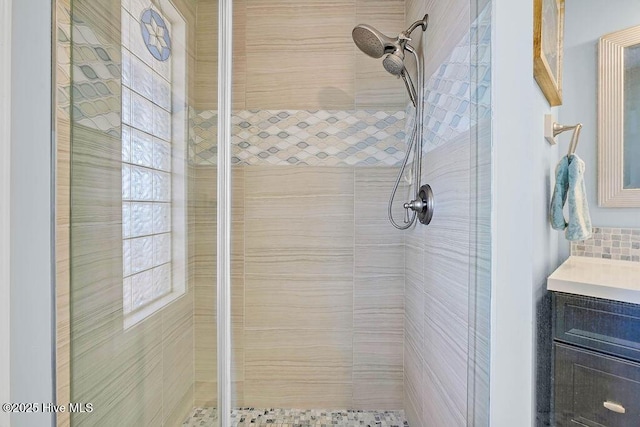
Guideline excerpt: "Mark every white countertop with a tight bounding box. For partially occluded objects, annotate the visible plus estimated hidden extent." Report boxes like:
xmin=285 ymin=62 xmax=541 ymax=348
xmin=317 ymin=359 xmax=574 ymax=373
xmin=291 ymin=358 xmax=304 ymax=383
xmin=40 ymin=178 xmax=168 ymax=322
xmin=547 ymin=256 xmax=640 ymax=304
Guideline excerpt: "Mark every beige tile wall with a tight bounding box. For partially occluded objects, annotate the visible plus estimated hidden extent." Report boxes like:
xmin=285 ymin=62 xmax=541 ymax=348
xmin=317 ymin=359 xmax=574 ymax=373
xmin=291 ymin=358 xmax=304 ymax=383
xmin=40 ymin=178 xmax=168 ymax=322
xmin=401 ymin=1 xmax=477 ymax=425
xmin=405 ymin=0 xmax=469 ymax=83
xmin=193 ymin=166 xmax=405 ymax=409
xmin=193 ymin=166 xmax=217 ymax=406
xmin=191 ymin=0 xmax=409 ymax=410
xmin=355 ymin=0 xmax=407 ymax=109
xmin=194 ymin=0 xmax=218 ymax=110
xmin=215 ymin=0 xmax=408 ymax=111
xmin=243 ymin=167 xmax=355 ymax=407
xmin=403 ymin=130 xmax=472 ymax=427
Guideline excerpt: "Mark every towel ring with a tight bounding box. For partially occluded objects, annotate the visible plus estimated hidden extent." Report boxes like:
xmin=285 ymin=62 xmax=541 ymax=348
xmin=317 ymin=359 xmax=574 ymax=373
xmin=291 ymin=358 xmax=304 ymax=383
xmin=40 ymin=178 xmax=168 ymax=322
xmin=544 ymin=114 xmax=583 ymax=155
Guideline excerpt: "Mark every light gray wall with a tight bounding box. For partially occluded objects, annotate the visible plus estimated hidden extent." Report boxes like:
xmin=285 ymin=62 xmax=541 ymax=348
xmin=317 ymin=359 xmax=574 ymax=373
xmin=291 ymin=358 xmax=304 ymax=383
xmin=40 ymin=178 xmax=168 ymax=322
xmin=1 ymin=1 xmax=12 ymax=426
xmin=560 ymin=0 xmax=640 ymax=258
xmin=491 ymin=0 xmax=563 ymax=425
xmin=10 ymin=0 xmax=55 ymax=426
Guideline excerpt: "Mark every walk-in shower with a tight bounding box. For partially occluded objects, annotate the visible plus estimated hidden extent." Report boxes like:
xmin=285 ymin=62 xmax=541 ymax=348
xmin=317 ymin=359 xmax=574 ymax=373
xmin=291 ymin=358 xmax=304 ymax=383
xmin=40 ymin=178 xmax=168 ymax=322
xmin=353 ymin=15 xmax=434 ymax=229
xmin=56 ymin=0 xmax=492 ymax=425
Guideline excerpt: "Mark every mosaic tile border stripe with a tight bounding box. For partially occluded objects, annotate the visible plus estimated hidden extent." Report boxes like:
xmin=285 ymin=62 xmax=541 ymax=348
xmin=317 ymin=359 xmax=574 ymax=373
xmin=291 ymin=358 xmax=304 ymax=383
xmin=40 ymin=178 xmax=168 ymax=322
xmin=70 ymin=3 xmax=491 ymax=168
xmin=189 ymin=5 xmax=492 ymax=167
xmin=571 ymin=227 xmax=640 ymax=262
xmin=190 ymin=109 xmax=408 ymax=166
xmin=183 ymin=407 xmax=409 ymax=427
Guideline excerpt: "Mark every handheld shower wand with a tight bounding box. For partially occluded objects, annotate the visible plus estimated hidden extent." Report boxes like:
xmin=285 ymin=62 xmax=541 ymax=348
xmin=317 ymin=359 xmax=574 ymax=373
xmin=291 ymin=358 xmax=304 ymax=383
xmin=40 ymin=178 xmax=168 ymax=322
xmin=352 ymin=15 xmax=434 ymax=229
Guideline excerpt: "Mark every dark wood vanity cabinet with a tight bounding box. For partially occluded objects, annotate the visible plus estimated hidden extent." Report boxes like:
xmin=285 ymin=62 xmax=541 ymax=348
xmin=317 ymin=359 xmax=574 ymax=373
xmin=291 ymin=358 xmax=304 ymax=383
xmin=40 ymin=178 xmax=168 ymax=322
xmin=552 ymin=293 xmax=640 ymax=426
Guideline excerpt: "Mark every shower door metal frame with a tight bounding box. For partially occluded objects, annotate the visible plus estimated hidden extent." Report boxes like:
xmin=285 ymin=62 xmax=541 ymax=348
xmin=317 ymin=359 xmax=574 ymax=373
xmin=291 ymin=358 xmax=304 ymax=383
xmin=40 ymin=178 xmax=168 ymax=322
xmin=217 ymin=0 xmax=233 ymax=426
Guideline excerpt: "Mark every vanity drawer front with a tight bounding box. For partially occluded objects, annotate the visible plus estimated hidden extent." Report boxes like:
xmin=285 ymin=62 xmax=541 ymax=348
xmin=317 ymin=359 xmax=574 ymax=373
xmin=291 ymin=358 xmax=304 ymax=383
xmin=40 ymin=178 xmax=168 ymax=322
xmin=554 ymin=343 xmax=640 ymax=427
xmin=554 ymin=293 xmax=640 ymax=363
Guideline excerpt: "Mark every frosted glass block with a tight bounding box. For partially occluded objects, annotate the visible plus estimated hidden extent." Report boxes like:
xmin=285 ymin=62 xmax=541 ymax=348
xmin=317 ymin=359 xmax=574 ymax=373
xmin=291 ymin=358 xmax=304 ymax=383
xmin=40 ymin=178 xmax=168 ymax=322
xmin=122 ymin=125 xmax=131 ymax=163
xmin=153 ymin=105 xmax=171 ymax=141
xmin=122 ymin=87 xmax=131 ymax=125
xmin=153 ymin=203 xmax=171 ymax=234
xmin=129 ymin=0 xmax=149 ymax=24
xmin=153 ymin=138 xmax=171 ymax=171
xmin=123 ymin=277 xmax=132 ymax=314
xmin=131 ymin=236 xmax=153 ymax=273
xmin=153 ymin=73 xmax=171 ymax=111
xmin=131 ymin=129 xmax=153 ymax=167
xmin=152 ymin=263 xmax=171 ymax=298
xmin=132 ymin=92 xmax=154 ymax=135
xmin=129 ymin=11 xmax=153 ymax=67
xmin=122 ymin=164 xmax=131 ymax=200
xmin=153 ymin=233 xmax=171 ymax=265
xmin=155 ymin=6 xmax=172 ymax=35
xmin=122 ymin=202 xmax=131 ymax=238
xmin=121 ymin=9 xmax=131 ymax=50
xmin=131 ymin=202 xmax=153 ymax=237
xmin=153 ymin=171 xmax=171 ymax=202
xmin=121 ymin=49 xmax=132 ymax=87
xmin=123 ymin=239 xmax=132 ymax=277
xmin=153 ymin=53 xmax=171 ymax=81
xmin=132 ymin=269 xmax=153 ymax=309
xmin=131 ymin=166 xmax=153 ymax=201
xmin=132 ymin=55 xmax=153 ymax=100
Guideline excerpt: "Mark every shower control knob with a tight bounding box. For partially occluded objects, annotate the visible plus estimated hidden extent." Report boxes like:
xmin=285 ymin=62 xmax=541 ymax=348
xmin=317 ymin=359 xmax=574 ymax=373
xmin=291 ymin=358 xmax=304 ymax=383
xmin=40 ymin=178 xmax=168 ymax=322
xmin=403 ymin=184 xmax=434 ymax=225
xmin=404 ymin=199 xmax=424 ymax=211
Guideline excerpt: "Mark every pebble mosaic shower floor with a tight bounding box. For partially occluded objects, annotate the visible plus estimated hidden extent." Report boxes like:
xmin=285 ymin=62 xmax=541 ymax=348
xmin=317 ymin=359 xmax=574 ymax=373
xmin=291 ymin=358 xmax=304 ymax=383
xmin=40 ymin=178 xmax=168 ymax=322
xmin=183 ymin=407 xmax=409 ymax=427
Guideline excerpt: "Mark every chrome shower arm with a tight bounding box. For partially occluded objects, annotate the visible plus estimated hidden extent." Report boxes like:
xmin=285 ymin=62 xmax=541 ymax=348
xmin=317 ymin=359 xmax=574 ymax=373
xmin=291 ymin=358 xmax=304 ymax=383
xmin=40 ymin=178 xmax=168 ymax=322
xmin=403 ymin=14 xmax=429 ymax=38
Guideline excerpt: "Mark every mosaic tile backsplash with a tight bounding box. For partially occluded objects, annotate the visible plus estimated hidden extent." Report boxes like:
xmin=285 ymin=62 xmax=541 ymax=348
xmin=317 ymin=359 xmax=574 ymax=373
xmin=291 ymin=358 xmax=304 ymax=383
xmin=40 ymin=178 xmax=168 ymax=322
xmin=571 ymin=227 xmax=640 ymax=262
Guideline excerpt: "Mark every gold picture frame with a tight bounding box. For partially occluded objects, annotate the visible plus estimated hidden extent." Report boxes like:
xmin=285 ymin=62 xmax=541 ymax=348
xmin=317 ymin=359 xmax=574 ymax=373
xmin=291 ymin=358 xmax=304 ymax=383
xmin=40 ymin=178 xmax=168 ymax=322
xmin=533 ymin=0 xmax=565 ymax=106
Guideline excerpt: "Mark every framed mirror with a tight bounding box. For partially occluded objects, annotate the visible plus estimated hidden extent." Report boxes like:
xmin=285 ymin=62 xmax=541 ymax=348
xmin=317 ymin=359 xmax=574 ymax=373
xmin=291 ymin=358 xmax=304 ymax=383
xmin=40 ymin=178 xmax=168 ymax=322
xmin=598 ymin=24 xmax=640 ymax=207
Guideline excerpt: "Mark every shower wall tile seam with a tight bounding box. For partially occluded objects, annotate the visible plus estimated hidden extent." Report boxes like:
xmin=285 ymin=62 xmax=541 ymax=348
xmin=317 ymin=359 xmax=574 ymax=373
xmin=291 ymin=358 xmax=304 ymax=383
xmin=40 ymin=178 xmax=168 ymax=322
xmin=242 ymin=166 xmax=247 ymax=407
xmin=351 ymin=168 xmax=356 ymax=408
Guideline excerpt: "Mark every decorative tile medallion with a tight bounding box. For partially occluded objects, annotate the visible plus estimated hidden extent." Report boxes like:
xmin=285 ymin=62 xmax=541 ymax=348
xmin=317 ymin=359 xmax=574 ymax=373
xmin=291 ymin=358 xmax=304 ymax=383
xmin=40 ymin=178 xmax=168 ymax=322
xmin=140 ymin=8 xmax=171 ymax=61
xmin=571 ymin=227 xmax=640 ymax=262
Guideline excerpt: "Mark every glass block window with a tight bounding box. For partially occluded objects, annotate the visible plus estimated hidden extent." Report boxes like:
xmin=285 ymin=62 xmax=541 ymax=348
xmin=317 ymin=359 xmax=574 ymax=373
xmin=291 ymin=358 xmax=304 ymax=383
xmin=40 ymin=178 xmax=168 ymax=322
xmin=121 ymin=0 xmax=186 ymax=328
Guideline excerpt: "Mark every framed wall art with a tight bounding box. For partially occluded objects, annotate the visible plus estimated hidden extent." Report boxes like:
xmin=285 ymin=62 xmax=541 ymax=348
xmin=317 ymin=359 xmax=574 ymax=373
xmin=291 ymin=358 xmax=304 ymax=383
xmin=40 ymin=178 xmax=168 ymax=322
xmin=534 ymin=0 xmax=565 ymax=106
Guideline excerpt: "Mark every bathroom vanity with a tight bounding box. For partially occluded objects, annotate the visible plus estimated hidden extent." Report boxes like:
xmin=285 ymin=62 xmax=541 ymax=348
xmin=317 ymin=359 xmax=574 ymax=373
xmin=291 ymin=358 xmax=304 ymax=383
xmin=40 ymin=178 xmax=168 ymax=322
xmin=548 ymin=257 xmax=640 ymax=426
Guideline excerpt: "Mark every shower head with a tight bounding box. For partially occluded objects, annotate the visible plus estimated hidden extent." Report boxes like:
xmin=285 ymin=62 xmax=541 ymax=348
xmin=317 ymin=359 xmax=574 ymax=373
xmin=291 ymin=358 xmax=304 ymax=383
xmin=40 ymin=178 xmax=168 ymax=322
xmin=382 ymin=48 xmax=405 ymax=76
xmin=352 ymin=14 xmax=428 ymax=76
xmin=352 ymin=15 xmax=428 ymax=105
xmin=352 ymin=24 xmax=399 ymax=59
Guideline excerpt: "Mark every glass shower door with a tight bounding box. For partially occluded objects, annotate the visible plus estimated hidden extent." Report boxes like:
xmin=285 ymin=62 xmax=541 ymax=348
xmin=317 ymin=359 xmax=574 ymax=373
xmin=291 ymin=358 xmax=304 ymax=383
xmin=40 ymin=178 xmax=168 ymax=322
xmin=66 ymin=0 xmax=218 ymax=425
